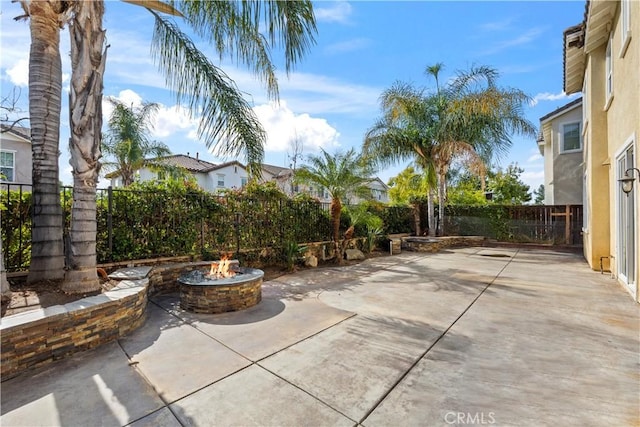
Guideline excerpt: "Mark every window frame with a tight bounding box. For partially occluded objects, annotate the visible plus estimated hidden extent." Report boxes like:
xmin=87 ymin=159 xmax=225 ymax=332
xmin=560 ymin=121 xmax=583 ymax=153
xmin=0 ymin=150 xmax=16 ymax=182
xmin=605 ymin=36 xmax=614 ymax=106
xmin=217 ymin=173 xmax=225 ymax=187
xmin=620 ymin=0 xmax=632 ymax=57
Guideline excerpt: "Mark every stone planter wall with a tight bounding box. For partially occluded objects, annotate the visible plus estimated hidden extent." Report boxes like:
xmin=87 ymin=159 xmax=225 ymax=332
xmin=402 ymin=236 xmax=487 ymax=252
xmin=0 ymin=279 xmax=148 ymax=380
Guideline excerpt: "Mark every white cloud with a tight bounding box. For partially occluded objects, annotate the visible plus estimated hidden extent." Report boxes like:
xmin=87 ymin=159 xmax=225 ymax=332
xmin=103 ymin=89 xmax=199 ymax=140
xmin=152 ymin=105 xmax=198 ymax=139
xmin=324 ymin=38 xmax=371 ymax=55
xmin=530 ymin=91 xmax=579 ymax=107
xmin=315 ymin=1 xmax=353 ymax=24
xmin=253 ymin=101 xmax=340 ymax=154
xmin=520 ymin=169 xmax=545 ymax=190
xmin=479 ymin=17 xmax=516 ymax=32
xmin=527 ymin=153 xmax=543 ymax=163
xmin=480 ymin=27 xmax=545 ymax=55
xmin=6 ymin=59 xmax=28 ymax=87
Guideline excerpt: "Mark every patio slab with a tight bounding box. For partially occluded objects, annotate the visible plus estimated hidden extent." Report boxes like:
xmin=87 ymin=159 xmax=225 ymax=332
xmin=153 ymin=294 xmax=355 ymax=361
xmin=118 ymin=303 xmax=251 ymax=403
xmin=169 ymin=364 xmax=354 ymax=426
xmin=363 ymin=249 xmax=640 ymax=426
xmin=0 ymin=342 xmax=164 ymax=427
xmin=2 ymin=247 xmax=638 ymax=427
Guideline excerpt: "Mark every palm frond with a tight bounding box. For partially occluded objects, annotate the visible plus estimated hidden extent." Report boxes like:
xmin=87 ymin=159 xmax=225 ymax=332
xmin=150 ymin=14 xmax=265 ymax=175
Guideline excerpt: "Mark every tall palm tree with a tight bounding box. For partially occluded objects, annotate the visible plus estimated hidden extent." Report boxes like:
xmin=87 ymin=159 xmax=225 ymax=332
xmin=102 ymin=98 xmax=171 ymax=187
xmin=363 ymin=81 xmax=438 ymax=236
xmin=16 ymin=0 xmax=316 ymax=292
xmin=295 ymin=149 xmax=373 ymax=264
xmin=21 ymin=1 xmax=66 ymax=283
xmin=364 ymin=64 xmax=536 ymax=236
xmin=429 ymin=65 xmax=536 ymax=233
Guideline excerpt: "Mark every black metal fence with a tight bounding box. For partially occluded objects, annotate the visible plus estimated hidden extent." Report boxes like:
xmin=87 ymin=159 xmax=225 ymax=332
xmin=2 ymin=183 xmax=333 ymax=272
xmin=2 ymin=183 xmax=583 ymax=273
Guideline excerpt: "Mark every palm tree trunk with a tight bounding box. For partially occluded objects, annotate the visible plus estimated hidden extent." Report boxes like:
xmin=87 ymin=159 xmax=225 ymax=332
xmin=437 ymin=172 xmax=446 ymax=236
xmin=411 ymin=202 xmax=421 ymax=236
xmin=427 ymin=188 xmax=435 ymax=237
xmin=330 ymin=197 xmax=342 ymax=264
xmin=63 ymin=0 xmax=107 ymax=293
xmin=27 ymin=1 xmax=65 ymax=283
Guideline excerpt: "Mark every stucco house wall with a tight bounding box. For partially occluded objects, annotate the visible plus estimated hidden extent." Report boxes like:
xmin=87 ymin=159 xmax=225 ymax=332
xmin=0 ymin=127 xmax=32 ymax=185
xmin=538 ymin=99 xmax=583 ymax=205
xmin=565 ymin=0 xmax=639 ymax=302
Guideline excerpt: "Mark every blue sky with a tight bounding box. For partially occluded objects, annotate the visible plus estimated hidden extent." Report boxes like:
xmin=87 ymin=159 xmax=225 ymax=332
xmin=1 ymin=1 xmax=584 ymax=190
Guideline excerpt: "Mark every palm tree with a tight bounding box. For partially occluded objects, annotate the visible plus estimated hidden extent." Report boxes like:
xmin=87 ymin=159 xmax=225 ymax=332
xmin=16 ymin=1 xmax=316 ymax=292
xmin=295 ymin=149 xmax=373 ymax=264
xmin=364 ymin=64 xmax=536 ymax=235
xmin=22 ymin=1 xmax=66 ymax=283
xmin=363 ymin=81 xmax=438 ymax=236
xmin=102 ymin=98 xmax=171 ymax=187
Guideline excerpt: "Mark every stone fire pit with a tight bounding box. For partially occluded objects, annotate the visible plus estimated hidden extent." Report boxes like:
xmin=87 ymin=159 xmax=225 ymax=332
xmin=177 ymin=262 xmax=264 ymax=314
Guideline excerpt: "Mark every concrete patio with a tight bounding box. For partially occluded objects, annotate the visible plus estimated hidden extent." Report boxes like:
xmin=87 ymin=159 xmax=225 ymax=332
xmin=1 ymin=247 xmax=638 ymax=426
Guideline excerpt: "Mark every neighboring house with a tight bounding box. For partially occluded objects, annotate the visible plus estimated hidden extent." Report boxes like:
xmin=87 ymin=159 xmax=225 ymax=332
xmin=0 ymin=125 xmax=32 ymax=185
xmin=107 ymin=154 xmax=389 ymax=203
xmin=365 ymin=177 xmax=390 ymax=204
xmin=106 ymin=154 xmax=249 ymax=193
xmin=261 ymin=163 xmax=389 ymax=204
xmin=563 ymin=0 xmax=638 ymax=301
xmin=537 ymin=97 xmax=583 ymax=205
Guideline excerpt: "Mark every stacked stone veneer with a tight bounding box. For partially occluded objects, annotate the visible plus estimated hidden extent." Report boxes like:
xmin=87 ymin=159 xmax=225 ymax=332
xmin=0 ymin=279 xmax=148 ymax=380
xmin=402 ymin=236 xmax=487 ymax=252
xmin=179 ymin=270 xmax=263 ymax=314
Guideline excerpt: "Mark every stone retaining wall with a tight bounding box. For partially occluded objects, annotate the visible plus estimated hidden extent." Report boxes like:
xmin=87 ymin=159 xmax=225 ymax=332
xmin=0 ymin=279 xmax=148 ymax=380
xmin=402 ymin=236 xmax=487 ymax=252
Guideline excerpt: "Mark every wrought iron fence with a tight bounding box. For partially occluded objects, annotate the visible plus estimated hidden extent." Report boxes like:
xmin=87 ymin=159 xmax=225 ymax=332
xmin=1 ymin=182 xmax=583 ymax=273
xmin=2 ymin=184 xmax=334 ymax=272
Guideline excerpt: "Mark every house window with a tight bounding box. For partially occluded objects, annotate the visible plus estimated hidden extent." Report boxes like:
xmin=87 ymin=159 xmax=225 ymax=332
xmin=157 ymin=171 xmax=166 ymax=181
xmin=217 ymin=174 xmax=225 ymax=187
xmin=561 ymin=122 xmax=582 ymax=152
xmin=620 ymin=0 xmax=631 ymax=56
xmin=0 ymin=151 xmax=15 ymax=182
xmin=241 ymin=177 xmax=248 ymax=187
xmin=605 ymin=36 xmax=613 ymax=102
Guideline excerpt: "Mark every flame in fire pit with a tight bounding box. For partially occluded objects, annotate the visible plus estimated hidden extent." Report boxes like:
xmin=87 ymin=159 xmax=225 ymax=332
xmin=209 ymin=256 xmax=236 ymax=279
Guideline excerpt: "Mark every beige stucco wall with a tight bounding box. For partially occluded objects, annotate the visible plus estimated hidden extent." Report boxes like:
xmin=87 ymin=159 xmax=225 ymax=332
xmin=0 ymin=133 xmax=32 ymax=185
xmin=582 ymin=45 xmax=612 ymax=275
xmin=541 ymin=127 xmax=554 ymax=204
xmin=605 ymin=1 xmax=639 ymax=300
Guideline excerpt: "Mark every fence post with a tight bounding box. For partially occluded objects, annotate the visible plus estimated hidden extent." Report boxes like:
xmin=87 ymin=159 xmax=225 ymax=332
xmin=200 ymin=193 xmax=205 ymax=255
xmin=107 ymin=186 xmax=113 ymax=262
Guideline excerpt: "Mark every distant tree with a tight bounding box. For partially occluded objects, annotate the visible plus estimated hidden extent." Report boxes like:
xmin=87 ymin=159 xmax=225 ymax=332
xmin=287 ymin=131 xmax=304 ymax=195
xmin=387 ymin=166 xmax=431 ymax=205
xmin=295 ymin=149 xmax=373 ymax=264
xmin=533 ymin=184 xmax=545 ymax=205
xmin=101 ymin=98 xmax=171 ymax=186
xmin=448 ymin=170 xmax=488 ymax=206
xmin=387 ymin=165 xmax=432 ymax=235
xmin=488 ymin=163 xmax=532 ymax=205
